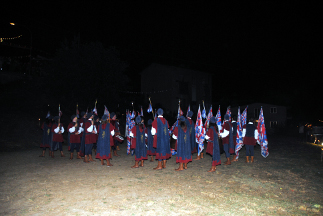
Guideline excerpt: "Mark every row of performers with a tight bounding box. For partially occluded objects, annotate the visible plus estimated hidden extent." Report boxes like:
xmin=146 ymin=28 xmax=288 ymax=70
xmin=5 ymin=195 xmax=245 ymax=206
xmin=40 ymin=108 xmax=258 ymax=172
xmin=40 ymin=111 xmax=124 ymax=163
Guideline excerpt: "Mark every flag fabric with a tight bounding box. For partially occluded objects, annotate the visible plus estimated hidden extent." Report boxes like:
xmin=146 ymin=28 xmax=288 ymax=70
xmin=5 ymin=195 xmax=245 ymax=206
xmin=147 ymin=104 xmax=152 ymax=113
xmin=76 ymin=108 xmax=79 ymax=118
xmin=225 ymin=106 xmax=231 ymax=122
xmin=46 ymin=111 xmax=50 ymax=118
xmin=140 ymin=106 xmax=144 ymax=116
xmin=93 ymin=107 xmax=98 ymax=115
xmin=186 ymin=105 xmax=191 ymax=117
xmin=202 ymin=105 xmax=206 ymax=119
xmin=104 ymin=105 xmax=109 ymax=116
xmin=241 ymin=106 xmax=248 ymax=128
xmin=215 ymin=106 xmax=222 ymax=132
xmin=257 ymin=107 xmax=269 ymax=158
xmin=234 ymin=107 xmax=243 ymax=159
xmin=126 ymin=110 xmax=136 ymax=155
xmin=204 ymin=105 xmax=213 ymax=129
xmin=59 ymin=110 xmax=62 ymax=117
xmin=179 ymin=105 xmax=183 ymax=117
xmin=195 ymin=105 xmax=205 ymax=156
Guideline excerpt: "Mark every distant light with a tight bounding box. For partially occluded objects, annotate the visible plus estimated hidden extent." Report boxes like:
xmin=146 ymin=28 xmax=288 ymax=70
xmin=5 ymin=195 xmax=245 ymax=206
xmin=10 ymin=22 xmax=15 ymax=26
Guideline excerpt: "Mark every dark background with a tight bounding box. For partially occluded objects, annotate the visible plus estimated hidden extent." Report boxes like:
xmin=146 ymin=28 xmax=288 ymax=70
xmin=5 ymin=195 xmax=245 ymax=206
xmin=0 ymin=1 xmax=322 ymax=123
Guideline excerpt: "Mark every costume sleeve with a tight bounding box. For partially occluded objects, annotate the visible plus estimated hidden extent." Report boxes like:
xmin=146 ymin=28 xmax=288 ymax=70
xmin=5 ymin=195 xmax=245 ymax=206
xmin=54 ymin=126 xmax=60 ymax=133
xmin=172 ymin=127 xmax=178 ymax=139
xmin=220 ymin=122 xmax=229 ymax=138
xmin=254 ymin=129 xmax=259 ymax=140
xmin=69 ymin=125 xmax=76 ymax=133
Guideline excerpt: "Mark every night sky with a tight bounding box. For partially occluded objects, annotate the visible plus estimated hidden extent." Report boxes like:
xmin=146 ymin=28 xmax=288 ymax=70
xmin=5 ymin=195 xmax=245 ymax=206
xmin=1 ymin=2 xmax=321 ymax=120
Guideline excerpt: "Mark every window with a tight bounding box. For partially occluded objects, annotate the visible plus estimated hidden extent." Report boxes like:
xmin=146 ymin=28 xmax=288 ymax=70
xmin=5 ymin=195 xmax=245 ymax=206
xmin=270 ymin=121 xmax=278 ymax=128
xmin=270 ymin=107 xmax=277 ymax=114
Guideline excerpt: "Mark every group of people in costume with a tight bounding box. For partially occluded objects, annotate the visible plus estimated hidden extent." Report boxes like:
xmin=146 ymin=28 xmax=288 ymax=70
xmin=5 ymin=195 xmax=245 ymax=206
xmin=40 ymin=107 xmax=259 ymax=172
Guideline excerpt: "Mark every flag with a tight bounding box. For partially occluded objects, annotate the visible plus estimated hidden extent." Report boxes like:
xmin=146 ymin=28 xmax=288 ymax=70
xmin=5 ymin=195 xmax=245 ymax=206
xmin=215 ymin=106 xmax=222 ymax=132
xmin=147 ymin=104 xmax=152 ymax=113
xmin=59 ymin=110 xmax=62 ymax=117
xmin=195 ymin=105 xmax=205 ymax=156
xmin=234 ymin=107 xmax=243 ymax=159
xmin=178 ymin=106 xmax=183 ymax=117
xmin=104 ymin=105 xmax=109 ymax=116
xmin=186 ymin=105 xmax=191 ymax=117
xmin=257 ymin=107 xmax=269 ymax=158
xmin=241 ymin=106 xmax=248 ymax=128
xmin=204 ymin=105 xmax=213 ymax=129
xmin=76 ymin=109 xmax=79 ymax=118
xmin=225 ymin=106 xmax=231 ymax=122
xmin=202 ymin=105 xmax=206 ymax=119
xmin=93 ymin=107 xmax=98 ymax=115
xmin=140 ymin=106 xmax=143 ymax=116
xmin=46 ymin=111 xmax=50 ymax=118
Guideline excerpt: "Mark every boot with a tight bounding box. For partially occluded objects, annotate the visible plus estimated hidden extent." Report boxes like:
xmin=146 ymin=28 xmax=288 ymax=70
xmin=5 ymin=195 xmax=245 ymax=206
xmin=70 ymin=153 xmax=73 ymax=160
xmin=101 ymin=159 xmax=104 ymax=165
xmin=113 ymin=150 xmax=120 ymax=157
xmin=106 ymin=159 xmax=113 ymax=167
xmin=60 ymin=151 xmax=65 ymax=157
xmin=77 ymin=152 xmax=82 ymax=159
xmin=207 ymin=166 xmax=216 ymax=172
xmin=194 ymin=154 xmax=201 ymax=160
xmin=246 ymin=156 xmax=250 ymax=163
xmin=84 ymin=155 xmax=89 ymax=163
xmin=89 ymin=154 xmax=95 ymax=162
xmin=116 ymin=146 xmax=120 ymax=151
xmin=250 ymin=156 xmax=254 ymax=163
xmin=51 ymin=151 xmax=55 ymax=158
xmin=49 ymin=150 xmax=52 ymax=156
xmin=131 ymin=160 xmax=139 ymax=168
xmin=184 ymin=163 xmax=188 ymax=170
xmin=201 ymin=152 xmax=204 ymax=159
xmin=140 ymin=160 xmax=144 ymax=167
xmin=162 ymin=160 xmax=167 ymax=169
xmin=224 ymin=157 xmax=231 ymax=165
xmin=39 ymin=150 xmax=45 ymax=157
xmin=150 ymin=156 xmax=154 ymax=162
xmin=153 ymin=161 xmax=163 ymax=170
xmin=231 ymin=155 xmax=238 ymax=162
xmin=175 ymin=163 xmax=184 ymax=171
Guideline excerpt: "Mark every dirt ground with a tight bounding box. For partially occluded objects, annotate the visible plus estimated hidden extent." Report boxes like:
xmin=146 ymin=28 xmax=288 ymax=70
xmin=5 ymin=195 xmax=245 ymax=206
xmin=0 ymin=134 xmax=322 ymax=216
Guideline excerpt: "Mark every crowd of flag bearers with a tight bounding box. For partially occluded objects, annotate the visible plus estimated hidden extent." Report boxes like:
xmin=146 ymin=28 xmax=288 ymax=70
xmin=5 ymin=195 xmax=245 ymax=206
xmin=40 ymin=101 xmax=269 ymax=172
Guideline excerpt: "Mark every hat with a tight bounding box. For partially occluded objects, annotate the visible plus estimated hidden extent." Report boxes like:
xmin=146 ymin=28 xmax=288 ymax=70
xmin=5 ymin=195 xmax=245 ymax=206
xmin=224 ymin=114 xmax=229 ymax=121
xmin=110 ymin=112 xmax=116 ymax=119
xmin=135 ymin=115 xmax=141 ymax=124
xmin=178 ymin=116 xmax=185 ymax=122
xmin=101 ymin=114 xmax=108 ymax=121
xmin=210 ymin=116 xmax=216 ymax=124
xmin=157 ymin=108 xmax=163 ymax=115
xmin=71 ymin=114 xmax=77 ymax=120
xmin=147 ymin=119 xmax=153 ymax=125
xmin=187 ymin=111 xmax=193 ymax=118
xmin=86 ymin=112 xmax=94 ymax=119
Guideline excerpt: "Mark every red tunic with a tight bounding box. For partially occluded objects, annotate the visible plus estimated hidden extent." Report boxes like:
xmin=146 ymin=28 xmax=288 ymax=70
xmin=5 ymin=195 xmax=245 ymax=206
xmin=68 ymin=122 xmax=81 ymax=143
xmin=51 ymin=123 xmax=64 ymax=142
xmin=130 ymin=125 xmax=145 ymax=149
xmin=221 ymin=121 xmax=231 ymax=144
xmin=84 ymin=121 xmax=98 ymax=144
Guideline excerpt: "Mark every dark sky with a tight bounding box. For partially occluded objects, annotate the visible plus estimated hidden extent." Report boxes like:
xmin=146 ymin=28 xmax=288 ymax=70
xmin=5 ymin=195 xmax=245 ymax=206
xmin=1 ymin=2 xmax=322 ymax=120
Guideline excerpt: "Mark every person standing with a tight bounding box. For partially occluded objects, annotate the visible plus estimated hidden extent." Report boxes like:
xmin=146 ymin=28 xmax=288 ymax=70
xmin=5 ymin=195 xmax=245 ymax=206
xmin=79 ymin=111 xmax=87 ymax=157
xmin=51 ymin=116 xmax=65 ymax=158
xmin=146 ymin=119 xmax=156 ymax=162
xmin=186 ymin=111 xmax=197 ymax=154
xmin=242 ymin=118 xmax=258 ymax=163
xmin=220 ymin=114 xmax=234 ymax=165
xmin=68 ymin=115 xmax=83 ymax=160
xmin=96 ymin=114 xmax=115 ymax=166
xmin=151 ymin=108 xmax=171 ymax=170
xmin=231 ymin=115 xmax=238 ymax=162
xmin=110 ymin=112 xmax=121 ymax=157
xmin=84 ymin=112 xmax=97 ymax=163
xmin=205 ymin=117 xmax=221 ymax=172
xmin=40 ymin=114 xmax=53 ymax=157
xmin=130 ymin=116 xmax=148 ymax=168
xmin=172 ymin=116 xmax=192 ymax=171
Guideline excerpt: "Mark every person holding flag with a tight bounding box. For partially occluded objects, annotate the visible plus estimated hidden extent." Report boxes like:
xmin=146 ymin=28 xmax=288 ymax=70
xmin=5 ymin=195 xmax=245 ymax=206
xmin=242 ymin=117 xmax=259 ymax=163
xmin=186 ymin=111 xmax=197 ymax=154
xmin=39 ymin=113 xmax=53 ymax=157
xmin=195 ymin=105 xmax=205 ymax=160
xmin=68 ymin=115 xmax=83 ymax=160
xmin=220 ymin=114 xmax=234 ymax=165
xmin=130 ymin=116 xmax=148 ymax=168
xmin=172 ymin=116 xmax=192 ymax=171
xmin=205 ymin=116 xmax=221 ymax=172
xmin=151 ymin=108 xmax=171 ymax=170
xmin=96 ymin=114 xmax=115 ymax=167
xmin=146 ymin=119 xmax=156 ymax=162
xmin=84 ymin=112 xmax=97 ymax=163
xmin=51 ymin=116 xmax=65 ymax=158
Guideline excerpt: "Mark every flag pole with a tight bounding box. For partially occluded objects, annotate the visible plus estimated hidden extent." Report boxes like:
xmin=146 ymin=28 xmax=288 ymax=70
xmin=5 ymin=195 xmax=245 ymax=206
xmin=149 ymin=97 xmax=155 ymax=120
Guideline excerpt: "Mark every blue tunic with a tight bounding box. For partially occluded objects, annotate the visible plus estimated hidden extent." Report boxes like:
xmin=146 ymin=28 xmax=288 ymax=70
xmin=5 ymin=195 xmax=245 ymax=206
xmin=133 ymin=125 xmax=147 ymax=161
xmin=147 ymin=126 xmax=156 ymax=155
xmin=96 ymin=123 xmax=111 ymax=159
xmin=176 ymin=126 xmax=192 ymax=163
xmin=155 ymin=118 xmax=171 ymax=160
xmin=185 ymin=118 xmax=196 ymax=153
